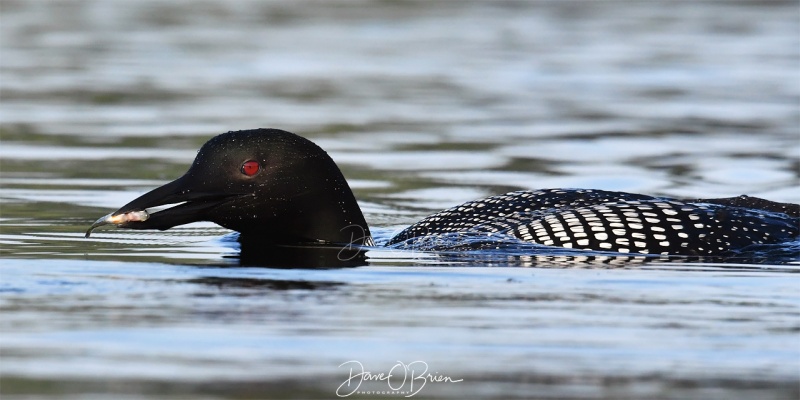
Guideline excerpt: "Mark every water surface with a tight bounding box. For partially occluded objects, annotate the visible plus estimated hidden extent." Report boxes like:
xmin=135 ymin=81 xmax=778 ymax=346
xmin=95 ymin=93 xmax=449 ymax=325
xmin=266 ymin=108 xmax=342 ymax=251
xmin=1 ymin=1 xmax=799 ymax=399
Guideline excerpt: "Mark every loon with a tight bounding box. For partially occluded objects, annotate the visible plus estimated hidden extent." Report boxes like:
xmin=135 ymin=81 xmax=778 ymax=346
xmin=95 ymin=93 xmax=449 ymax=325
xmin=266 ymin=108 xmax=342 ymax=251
xmin=86 ymin=129 xmax=799 ymax=257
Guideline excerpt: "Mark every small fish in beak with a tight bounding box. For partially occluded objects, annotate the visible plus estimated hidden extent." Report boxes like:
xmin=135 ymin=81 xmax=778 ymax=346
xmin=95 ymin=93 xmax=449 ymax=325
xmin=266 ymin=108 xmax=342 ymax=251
xmin=85 ymin=210 xmax=149 ymax=238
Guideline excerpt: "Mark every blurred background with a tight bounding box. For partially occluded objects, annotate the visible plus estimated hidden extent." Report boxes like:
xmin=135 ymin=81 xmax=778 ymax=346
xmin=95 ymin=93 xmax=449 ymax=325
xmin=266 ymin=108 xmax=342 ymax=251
xmin=2 ymin=0 xmax=798 ymax=209
xmin=1 ymin=1 xmax=799 ymax=399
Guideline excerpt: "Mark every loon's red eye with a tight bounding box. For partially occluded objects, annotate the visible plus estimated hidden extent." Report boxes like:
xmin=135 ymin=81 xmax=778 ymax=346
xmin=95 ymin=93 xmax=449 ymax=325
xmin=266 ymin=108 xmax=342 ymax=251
xmin=241 ymin=160 xmax=260 ymax=176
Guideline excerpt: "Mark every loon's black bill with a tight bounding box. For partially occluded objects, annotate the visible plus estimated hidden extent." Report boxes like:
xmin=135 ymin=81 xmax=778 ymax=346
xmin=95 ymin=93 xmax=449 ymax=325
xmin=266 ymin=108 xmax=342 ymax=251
xmin=85 ymin=176 xmax=237 ymax=238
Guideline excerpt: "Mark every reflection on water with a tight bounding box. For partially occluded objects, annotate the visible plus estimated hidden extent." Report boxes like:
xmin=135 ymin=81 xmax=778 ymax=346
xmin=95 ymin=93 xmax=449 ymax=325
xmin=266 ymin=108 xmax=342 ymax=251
xmin=1 ymin=1 xmax=799 ymax=399
xmin=2 ymin=260 xmax=799 ymax=399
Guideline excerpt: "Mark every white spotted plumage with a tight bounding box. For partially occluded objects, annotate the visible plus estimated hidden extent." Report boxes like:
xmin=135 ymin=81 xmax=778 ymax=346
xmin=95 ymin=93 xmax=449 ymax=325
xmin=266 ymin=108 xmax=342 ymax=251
xmin=386 ymin=189 xmax=799 ymax=256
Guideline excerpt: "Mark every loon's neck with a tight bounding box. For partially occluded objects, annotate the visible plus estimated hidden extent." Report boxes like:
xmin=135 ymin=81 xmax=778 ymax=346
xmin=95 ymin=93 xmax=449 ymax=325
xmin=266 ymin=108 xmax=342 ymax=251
xmin=275 ymin=184 xmax=372 ymax=246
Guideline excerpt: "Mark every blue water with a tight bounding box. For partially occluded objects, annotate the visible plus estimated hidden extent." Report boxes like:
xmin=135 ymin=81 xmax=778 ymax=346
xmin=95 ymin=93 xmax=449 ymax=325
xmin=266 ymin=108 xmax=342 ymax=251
xmin=1 ymin=1 xmax=798 ymax=399
xmin=3 ymin=259 xmax=799 ymax=399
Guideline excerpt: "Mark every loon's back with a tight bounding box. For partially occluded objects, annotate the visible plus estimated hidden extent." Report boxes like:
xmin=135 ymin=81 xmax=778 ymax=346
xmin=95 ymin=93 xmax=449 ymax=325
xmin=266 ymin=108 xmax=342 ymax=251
xmin=387 ymin=189 xmax=799 ymax=256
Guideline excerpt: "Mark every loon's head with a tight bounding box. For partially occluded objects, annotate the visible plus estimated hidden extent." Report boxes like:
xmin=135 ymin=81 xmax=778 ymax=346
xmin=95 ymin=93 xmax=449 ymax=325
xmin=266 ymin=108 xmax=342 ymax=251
xmin=87 ymin=129 xmax=371 ymax=245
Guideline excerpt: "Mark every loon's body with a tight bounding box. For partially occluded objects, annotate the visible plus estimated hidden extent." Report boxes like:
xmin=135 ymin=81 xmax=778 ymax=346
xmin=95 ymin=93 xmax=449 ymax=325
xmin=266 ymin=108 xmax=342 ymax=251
xmin=388 ymin=189 xmax=798 ymax=256
xmin=86 ymin=129 xmax=799 ymax=257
